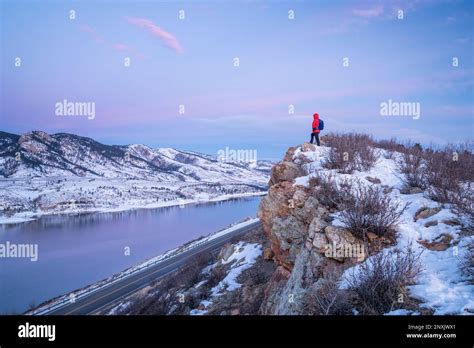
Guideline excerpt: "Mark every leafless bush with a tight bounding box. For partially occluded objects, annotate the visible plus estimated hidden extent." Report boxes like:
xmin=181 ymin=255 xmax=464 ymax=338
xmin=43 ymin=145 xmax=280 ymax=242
xmin=423 ymin=149 xmax=462 ymax=203
xmin=450 ymin=183 xmax=474 ymax=235
xmin=323 ymin=133 xmax=378 ymax=173
xmin=339 ymin=180 xmax=409 ymax=239
xmin=174 ymin=253 xmax=209 ymax=287
xmin=310 ymin=172 xmax=353 ymax=209
xmin=346 ymin=244 xmax=422 ymax=315
xmin=445 ymin=142 xmax=474 ymax=182
xmin=462 ymin=244 xmax=474 ymax=282
xmin=396 ymin=146 xmax=428 ymax=190
xmin=304 ymin=273 xmax=352 ymax=315
xmin=206 ymin=264 xmax=228 ymax=289
xmin=373 ymin=137 xmax=408 ymax=156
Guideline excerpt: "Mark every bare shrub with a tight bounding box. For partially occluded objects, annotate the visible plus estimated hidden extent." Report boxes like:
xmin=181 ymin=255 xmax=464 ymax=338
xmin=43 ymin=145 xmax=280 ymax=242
xmin=450 ymin=183 xmax=474 ymax=235
xmin=423 ymin=149 xmax=462 ymax=203
xmin=174 ymin=254 xmax=208 ymax=287
xmin=311 ymin=172 xmax=353 ymax=209
xmin=339 ymin=180 xmax=409 ymax=239
xmin=206 ymin=264 xmax=228 ymax=289
xmin=373 ymin=137 xmax=408 ymax=156
xmin=456 ymin=144 xmax=474 ymax=182
xmin=346 ymin=244 xmax=422 ymax=315
xmin=323 ymin=133 xmax=378 ymax=173
xmin=462 ymin=244 xmax=474 ymax=282
xmin=304 ymin=273 xmax=352 ymax=315
xmin=396 ymin=146 xmax=428 ymax=190
xmin=323 ymin=144 xmax=356 ymax=174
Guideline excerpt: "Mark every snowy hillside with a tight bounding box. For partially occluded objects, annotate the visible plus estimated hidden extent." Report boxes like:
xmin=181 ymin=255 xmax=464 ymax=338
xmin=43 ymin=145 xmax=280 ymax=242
xmin=0 ymin=131 xmax=271 ymax=223
xmin=292 ymin=144 xmax=473 ymax=315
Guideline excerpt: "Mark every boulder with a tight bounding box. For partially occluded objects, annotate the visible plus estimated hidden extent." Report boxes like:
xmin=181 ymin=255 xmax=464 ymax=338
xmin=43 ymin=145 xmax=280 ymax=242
xmin=324 ymin=225 xmax=359 ymax=246
xmin=283 ymin=146 xmax=298 ymax=161
xmin=291 ymin=188 xmax=309 ymax=208
xmin=292 ymin=196 xmax=322 ymax=225
xmin=365 ymin=176 xmax=381 ymax=184
xmin=414 ymin=206 xmax=442 ymax=221
xmin=324 ymin=226 xmax=364 ymax=262
xmin=271 ymin=216 xmax=307 ymax=269
xmin=312 ymin=233 xmax=329 ymax=253
xmin=258 ymin=181 xmax=296 ymax=236
xmin=263 ymin=247 xmax=274 ymax=261
xmin=269 ymin=161 xmax=304 ymax=186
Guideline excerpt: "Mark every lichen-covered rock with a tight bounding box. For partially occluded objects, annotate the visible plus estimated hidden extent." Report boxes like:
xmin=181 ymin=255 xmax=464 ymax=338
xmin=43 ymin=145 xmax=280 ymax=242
xmin=258 ymin=181 xmax=296 ymax=233
xmin=257 ymin=145 xmax=368 ymax=314
xmin=291 ymin=188 xmax=309 ymax=208
xmin=292 ymin=196 xmax=322 ymax=226
xmin=259 ymin=266 xmax=291 ymax=314
xmin=311 ymin=233 xmax=328 ymax=253
xmin=268 ymin=161 xmax=304 ymax=186
xmin=324 ymin=226 xmax=364 ymax=262
xmin=271 ymin=216 xmax=307 ymax=269
xmin=270 ymin=248 xmax=328 ymax=315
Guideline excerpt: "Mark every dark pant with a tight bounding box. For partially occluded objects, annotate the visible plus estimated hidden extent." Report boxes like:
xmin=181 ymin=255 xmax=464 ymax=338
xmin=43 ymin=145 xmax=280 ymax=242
xmin=310 ymin=132 xmax=320 ymax=146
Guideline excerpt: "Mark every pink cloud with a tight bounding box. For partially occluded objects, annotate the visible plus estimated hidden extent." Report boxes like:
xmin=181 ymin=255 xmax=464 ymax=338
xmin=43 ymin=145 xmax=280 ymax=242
xmin=79 ymin=24 xmax=104 ymax=43
xmin=352 ymin=5 xmax=384 ymax=18
xmin=126 ymin=17 xmax=184 ymax=54
xmin=79 ymin=24 xmax=146 ymax=58
xmin=112 ymin=43 xmax=130 ymax=51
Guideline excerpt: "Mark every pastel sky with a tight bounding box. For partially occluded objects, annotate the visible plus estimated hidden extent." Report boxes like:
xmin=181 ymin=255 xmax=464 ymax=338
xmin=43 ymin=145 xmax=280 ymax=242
xmin=1 ymin=0 xmax=473 ymax=159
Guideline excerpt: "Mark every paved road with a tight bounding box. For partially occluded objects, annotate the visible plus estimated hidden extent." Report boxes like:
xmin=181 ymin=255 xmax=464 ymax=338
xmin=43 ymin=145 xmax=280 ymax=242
xmin=44 ymin=220 xmax=262 ymax=315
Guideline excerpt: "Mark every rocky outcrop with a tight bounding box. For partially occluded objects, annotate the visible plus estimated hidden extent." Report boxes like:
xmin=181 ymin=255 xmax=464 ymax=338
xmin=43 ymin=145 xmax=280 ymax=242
xmin=257 ymin=143 xmax=364 ymax=315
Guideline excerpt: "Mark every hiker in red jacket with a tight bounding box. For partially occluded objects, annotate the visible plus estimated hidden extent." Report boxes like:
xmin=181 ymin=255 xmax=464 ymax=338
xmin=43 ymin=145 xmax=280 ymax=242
xmin=310 ymin=113 xmax=321 ymax=146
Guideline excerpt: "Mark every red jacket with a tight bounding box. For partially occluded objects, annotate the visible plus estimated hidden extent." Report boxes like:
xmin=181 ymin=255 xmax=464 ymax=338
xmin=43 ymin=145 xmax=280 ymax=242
xmin=312 ymin=113 xmax=320 ymax=133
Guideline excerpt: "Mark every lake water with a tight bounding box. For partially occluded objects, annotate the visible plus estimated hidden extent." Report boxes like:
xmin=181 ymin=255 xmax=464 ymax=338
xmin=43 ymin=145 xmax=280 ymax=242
xmin=0 ymin=197 xmax=261 ymax=314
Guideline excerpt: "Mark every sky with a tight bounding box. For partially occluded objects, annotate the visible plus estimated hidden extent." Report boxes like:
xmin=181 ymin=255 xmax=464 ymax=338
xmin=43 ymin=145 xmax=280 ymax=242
xmin=1 ymin=0 xmax=473 ymax=160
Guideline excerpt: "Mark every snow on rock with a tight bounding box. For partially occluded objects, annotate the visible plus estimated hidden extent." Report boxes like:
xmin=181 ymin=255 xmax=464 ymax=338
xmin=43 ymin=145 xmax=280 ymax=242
xmin=294 ymin=143 xmax=473 ymax=315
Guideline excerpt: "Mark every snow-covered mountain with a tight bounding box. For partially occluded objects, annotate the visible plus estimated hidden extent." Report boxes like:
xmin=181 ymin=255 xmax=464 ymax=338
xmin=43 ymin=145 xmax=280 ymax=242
xmin=0 ymin=130 xmax=272 ymax=181
xmin=0 ymin=131 xmax=272 ymax=222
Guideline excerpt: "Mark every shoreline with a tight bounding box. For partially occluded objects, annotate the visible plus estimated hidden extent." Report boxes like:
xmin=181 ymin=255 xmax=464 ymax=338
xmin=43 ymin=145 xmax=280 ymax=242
xmin=0 ymin=191 xmax=267 ymax=226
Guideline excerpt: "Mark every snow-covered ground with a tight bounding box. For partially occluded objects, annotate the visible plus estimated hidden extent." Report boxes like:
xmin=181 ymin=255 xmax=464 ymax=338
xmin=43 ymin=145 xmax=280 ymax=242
xmin=190 ymin=241 xmax=262 ymax=315
xmin=294 ymin=145 xmax=473 ymax=315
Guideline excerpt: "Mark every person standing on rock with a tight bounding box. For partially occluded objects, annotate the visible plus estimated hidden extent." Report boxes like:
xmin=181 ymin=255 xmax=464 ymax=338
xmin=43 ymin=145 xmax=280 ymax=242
xmin=310 ymin=113 xmax=323 ymax=146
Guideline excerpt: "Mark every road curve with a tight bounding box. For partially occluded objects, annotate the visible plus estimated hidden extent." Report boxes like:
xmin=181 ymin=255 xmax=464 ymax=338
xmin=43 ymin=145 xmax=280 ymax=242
xmin=44 ymin=220 xmax=262 ymax=315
